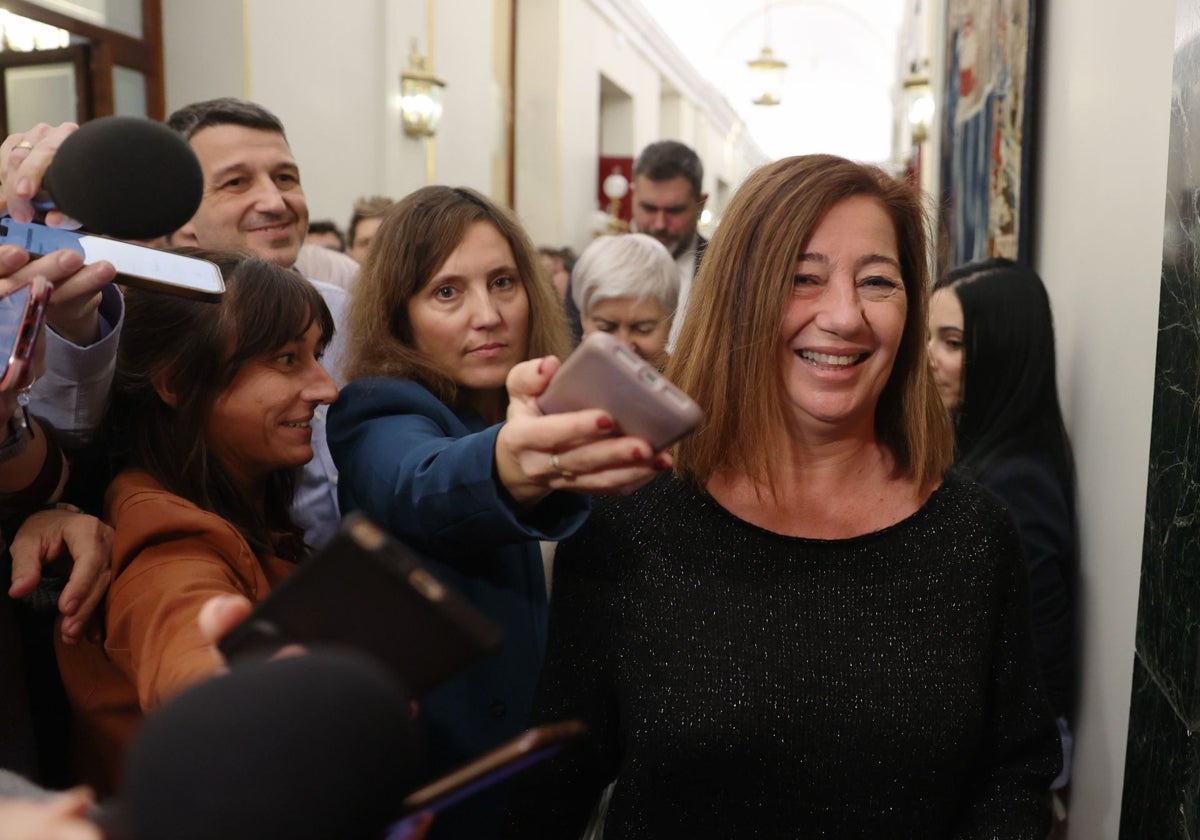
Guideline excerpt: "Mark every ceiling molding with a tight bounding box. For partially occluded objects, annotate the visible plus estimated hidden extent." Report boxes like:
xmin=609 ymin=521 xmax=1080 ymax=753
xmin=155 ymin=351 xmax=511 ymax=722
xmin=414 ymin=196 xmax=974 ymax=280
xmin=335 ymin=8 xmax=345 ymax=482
xmin=587 ymin=0 xmax=771 ymax=166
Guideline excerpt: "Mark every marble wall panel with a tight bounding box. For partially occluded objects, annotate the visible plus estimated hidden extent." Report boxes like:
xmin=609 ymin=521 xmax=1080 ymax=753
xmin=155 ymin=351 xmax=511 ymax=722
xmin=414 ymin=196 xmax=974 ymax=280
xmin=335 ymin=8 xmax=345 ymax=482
xmin=1121 ymin=658 xmax=1200 ymax=838
xmin=1122 ymin=1 xmax=1200 ymax=832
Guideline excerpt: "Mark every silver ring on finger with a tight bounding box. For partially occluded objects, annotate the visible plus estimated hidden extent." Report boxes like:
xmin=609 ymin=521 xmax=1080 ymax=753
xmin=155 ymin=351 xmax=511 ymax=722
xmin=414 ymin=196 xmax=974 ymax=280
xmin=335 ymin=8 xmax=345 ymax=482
xmin=14 ymin=140 xmax=34 ymax=151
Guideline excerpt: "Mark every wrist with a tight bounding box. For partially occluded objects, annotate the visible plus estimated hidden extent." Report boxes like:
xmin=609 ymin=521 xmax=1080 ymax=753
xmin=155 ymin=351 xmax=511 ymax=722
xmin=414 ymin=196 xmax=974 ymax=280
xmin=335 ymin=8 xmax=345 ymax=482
xmin=0 ymin=400 xmax=33 ymax=462
xmin=48 ymin=309 xmax=101 ymax=347
xmin=493 ymin=427 xmax=548 ymax=509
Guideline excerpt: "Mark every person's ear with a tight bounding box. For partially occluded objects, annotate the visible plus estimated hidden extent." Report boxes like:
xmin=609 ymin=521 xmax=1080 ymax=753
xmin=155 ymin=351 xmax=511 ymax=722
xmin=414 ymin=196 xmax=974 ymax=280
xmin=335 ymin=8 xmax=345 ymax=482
xmin=151 ymin=368 xmax=180 ymax=408
xmin=697 ymin=192 xmax=709 ymax=214
xmin=169 ymin=221 xmax=199 ymax=247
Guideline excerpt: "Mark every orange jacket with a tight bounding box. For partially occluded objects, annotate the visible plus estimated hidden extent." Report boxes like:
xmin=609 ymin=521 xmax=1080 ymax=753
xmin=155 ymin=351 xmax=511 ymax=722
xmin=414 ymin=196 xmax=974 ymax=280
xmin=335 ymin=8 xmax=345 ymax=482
xmin=55 ymin=469 xmax=295 ymax=794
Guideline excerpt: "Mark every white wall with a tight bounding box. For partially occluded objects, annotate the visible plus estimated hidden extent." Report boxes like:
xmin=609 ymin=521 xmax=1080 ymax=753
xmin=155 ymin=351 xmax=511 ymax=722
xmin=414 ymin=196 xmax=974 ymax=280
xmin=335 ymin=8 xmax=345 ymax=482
xmin=512 ymin=0 xmax=561 ymax=238
xmin=245 ymin=0 xmax=397 ymax=225
xmin=1033 ymin=0 xmax=1176 ymax=837
xmin=160 ymin=1 xmax=244 ymax=108
xmin=514 ymin=0 xmax=762 ymax=252
xmin=560 ymin=0 xmax=662 ymax=250
xmin=161 ymin=0 xmax=494 ymax=229
xmin=162 ymin=0 xmax=760 ymax=252
xmin=429 ymin=0 xmax=499 ymax=195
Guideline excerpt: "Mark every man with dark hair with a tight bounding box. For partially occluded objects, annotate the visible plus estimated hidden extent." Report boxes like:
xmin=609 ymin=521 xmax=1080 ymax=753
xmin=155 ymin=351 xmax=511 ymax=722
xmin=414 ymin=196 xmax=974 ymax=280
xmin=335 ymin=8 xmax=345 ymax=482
xmin=631 ymin=140 xmax=708 ymax=348
xmin=164 ymin=95 xmax=287 ymax=139
xmin=299 ymin=220 xmax=360 ymax=291
xmin=306 ymin=220 xmax=345 ymax=252
xmin=165 ymin=98 xmax=310 ymax=271
xmin=345 ymin=194 xmax=394 ymax=263
xmin=2 ymin=101 xmax=349 ymax=549
xmin=165 ymin=98 xmax=348 ymax=549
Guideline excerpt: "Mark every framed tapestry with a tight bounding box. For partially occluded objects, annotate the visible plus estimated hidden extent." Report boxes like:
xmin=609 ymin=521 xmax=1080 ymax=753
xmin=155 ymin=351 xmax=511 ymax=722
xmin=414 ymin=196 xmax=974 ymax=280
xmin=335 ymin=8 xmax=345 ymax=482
xmin=939 ymin=0 xmax=1038 ymax=266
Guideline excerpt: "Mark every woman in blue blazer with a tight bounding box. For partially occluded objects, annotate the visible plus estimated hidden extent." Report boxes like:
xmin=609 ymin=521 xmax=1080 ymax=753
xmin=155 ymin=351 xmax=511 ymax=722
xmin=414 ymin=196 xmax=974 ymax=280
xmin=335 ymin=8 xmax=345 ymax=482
xmin=327 ymin=186 xmax=664 ymax=839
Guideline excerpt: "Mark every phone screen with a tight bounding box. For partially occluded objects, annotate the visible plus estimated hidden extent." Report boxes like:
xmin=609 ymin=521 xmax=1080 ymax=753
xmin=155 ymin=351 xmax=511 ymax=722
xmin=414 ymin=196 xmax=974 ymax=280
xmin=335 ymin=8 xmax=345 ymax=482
xmin=0 ymin=284 xmax=30 ymax=382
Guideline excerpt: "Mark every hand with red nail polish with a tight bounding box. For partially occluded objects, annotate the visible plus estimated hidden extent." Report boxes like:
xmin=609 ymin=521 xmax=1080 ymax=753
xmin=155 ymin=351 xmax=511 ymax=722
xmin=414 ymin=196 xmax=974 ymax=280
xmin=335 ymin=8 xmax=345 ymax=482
xmin=492 ymin=357 xmax=665 ymax=506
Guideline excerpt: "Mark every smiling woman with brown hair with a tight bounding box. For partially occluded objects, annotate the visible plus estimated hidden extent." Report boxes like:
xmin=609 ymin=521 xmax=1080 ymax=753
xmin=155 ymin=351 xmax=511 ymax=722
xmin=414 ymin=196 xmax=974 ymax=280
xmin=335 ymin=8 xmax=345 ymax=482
xmin=505 ymin=155 xmax=1062 ymax=839
xmin=55 ymin=251 xmax=338 ymax=794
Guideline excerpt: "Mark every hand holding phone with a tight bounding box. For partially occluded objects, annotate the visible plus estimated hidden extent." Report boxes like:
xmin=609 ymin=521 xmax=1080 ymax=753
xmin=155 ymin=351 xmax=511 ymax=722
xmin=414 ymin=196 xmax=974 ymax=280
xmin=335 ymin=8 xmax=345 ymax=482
xmin=0 ymin=275 xmax=51 ymax=393
xmin=538 ymin=331 xmax=703 ymax=451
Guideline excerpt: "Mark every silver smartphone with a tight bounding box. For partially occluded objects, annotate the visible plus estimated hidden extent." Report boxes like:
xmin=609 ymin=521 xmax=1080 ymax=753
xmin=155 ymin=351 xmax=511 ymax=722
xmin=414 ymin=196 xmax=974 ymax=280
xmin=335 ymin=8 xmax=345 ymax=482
xmin=538 ymin=331 xmax=703 ymax=450
xmin=0 ymin=219 xmax=224 ymax=301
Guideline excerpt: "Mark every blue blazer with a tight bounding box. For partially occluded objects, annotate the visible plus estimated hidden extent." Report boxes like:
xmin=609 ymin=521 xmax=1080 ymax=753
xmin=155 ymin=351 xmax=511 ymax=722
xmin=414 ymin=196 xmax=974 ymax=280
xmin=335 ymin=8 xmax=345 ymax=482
xmin=326 ymin=378 xmax=589 ymax=790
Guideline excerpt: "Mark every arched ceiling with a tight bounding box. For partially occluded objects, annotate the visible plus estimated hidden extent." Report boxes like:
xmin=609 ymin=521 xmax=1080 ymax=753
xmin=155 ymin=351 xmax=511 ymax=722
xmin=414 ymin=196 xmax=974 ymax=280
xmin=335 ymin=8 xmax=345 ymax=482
xmin=638 ymin=0 xmax=905 ymax=163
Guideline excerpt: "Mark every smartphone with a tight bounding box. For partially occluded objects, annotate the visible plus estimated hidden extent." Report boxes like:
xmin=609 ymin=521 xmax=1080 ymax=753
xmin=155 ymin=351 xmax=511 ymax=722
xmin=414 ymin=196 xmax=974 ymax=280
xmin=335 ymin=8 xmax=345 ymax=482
xmin=0 ymin=275 xmax=51 ymax=391
xmin=218 ymin=512 xmax=503 ymax=696
xmin=399 ymin=720 xmax=587 ymax=816
xmin=538 ymin=331 xmax=703 ymax=450
xmin=0 ymin=219 xmax=225 ymax=301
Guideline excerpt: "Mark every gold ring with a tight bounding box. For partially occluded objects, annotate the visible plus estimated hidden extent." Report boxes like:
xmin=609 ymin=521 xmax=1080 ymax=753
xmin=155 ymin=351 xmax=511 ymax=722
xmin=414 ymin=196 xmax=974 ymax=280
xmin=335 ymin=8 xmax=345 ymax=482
xmin=550 ymin=453 xmax=575 ymax=480
xmin=15 ymin=140 xmax=34 ymax=151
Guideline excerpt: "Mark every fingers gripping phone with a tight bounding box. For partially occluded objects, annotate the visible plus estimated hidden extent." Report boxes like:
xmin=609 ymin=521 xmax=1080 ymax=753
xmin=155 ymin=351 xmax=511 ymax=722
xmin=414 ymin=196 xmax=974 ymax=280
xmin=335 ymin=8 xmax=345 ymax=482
xmin=538 ymin=331 xmax=703 ymax=450
xmin=0 ymin=276 xmax=51 ymax=391
xmin=398 ymin=720 xmax=587 ymax=817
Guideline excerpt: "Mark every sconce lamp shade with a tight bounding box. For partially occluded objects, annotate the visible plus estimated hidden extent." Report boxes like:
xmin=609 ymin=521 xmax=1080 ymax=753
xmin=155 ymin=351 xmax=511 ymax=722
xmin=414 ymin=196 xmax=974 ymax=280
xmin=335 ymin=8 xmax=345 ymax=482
xmin=601 ymin=169 xmax=630 ymax=234
xmin=748 ymin=45 xmax=787 ymax=106
xmin=400 ymin=48 xmax=446 ymax=138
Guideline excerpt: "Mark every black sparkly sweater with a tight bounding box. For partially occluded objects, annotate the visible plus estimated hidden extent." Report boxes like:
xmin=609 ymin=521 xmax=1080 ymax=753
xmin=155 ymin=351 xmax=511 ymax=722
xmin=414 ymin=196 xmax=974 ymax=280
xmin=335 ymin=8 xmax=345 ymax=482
xmin=503 ymin=471 xmax=1060 ymax=839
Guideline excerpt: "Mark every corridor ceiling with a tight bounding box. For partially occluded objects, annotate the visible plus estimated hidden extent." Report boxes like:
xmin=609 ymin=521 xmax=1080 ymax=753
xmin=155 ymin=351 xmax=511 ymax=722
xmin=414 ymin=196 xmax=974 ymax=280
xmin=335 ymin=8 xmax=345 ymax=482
xmin=639 ymin=0 xmax=905 ymax=162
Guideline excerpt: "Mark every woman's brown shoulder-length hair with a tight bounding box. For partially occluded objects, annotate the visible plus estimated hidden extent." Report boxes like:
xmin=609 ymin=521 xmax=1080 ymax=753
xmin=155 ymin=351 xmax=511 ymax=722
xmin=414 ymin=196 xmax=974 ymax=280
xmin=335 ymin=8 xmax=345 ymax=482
xmin=344 ymin=185 xmax=570 ymax=406
xmin=666 ymin=154 xmax=952 ymax=494
xmin=107 ymin=249 xmax=335 ymax=560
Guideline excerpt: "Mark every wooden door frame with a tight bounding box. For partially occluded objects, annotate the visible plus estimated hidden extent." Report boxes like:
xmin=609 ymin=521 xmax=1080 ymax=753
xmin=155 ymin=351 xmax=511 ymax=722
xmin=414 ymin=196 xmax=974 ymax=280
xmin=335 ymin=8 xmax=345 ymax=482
xmin=0 ymin=43 xmax=92 ymax=134
xmin=0 ymin=0 xmax=164 ymax=120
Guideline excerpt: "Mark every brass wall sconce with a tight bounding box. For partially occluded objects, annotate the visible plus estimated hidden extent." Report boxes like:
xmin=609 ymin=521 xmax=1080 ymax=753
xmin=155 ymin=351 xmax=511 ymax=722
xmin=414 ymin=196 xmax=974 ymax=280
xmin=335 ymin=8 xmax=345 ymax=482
xmin=400 ymin=41 xmax=446 ymax=138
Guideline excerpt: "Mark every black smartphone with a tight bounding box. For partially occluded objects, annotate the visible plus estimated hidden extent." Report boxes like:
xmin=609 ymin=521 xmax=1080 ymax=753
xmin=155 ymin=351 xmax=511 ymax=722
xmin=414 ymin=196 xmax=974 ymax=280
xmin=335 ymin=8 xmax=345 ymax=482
xmin=218 ymin=513 xmax=503 ymax=696
xmin=538 ymin=331 xmax=703 ymax=450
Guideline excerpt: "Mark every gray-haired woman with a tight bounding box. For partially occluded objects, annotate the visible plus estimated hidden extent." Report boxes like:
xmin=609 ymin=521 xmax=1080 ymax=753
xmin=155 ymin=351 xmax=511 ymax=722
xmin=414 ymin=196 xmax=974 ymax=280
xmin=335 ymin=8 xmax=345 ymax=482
xmin=571 ymin=233 xmax=678 ymax=369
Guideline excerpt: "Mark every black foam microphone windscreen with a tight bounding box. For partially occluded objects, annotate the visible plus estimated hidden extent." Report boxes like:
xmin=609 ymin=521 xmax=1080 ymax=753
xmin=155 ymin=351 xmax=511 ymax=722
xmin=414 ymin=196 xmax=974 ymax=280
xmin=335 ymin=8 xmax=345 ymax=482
xmin=41 ymin=116 xmax=203 ymax=240
xmin=123 ymin=648 xmax=425 ymax=840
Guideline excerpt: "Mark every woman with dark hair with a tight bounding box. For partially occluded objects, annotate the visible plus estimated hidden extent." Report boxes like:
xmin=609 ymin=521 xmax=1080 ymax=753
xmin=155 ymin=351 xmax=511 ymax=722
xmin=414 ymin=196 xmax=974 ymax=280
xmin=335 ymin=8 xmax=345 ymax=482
xmin=928 ymin=257 xmax=1077 ymax=790
xmin=54 ymin=251 xmax=339 ymax=794
xmin=327 ymin=186 xmax=664 ymax=837
xmin=504 ymin=155 xmax=1061 ymax=838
